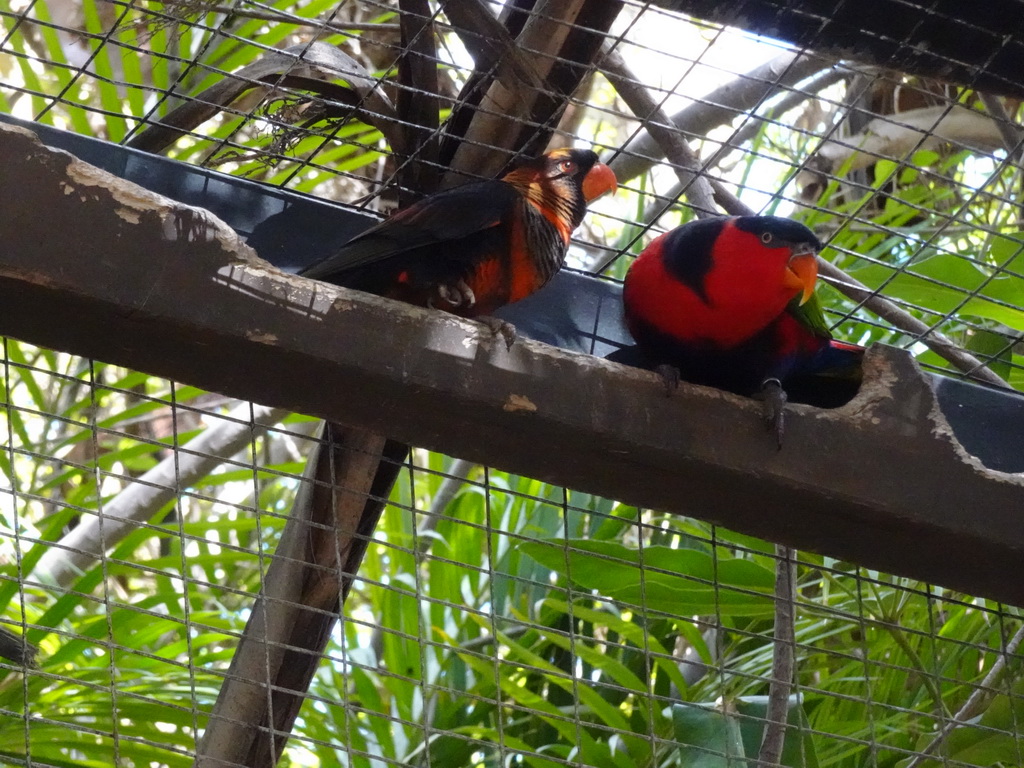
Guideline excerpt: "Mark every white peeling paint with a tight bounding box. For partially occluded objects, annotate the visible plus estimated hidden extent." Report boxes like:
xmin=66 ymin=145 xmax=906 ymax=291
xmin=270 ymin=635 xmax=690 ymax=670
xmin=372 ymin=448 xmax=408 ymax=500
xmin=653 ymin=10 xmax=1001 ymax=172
xmin=503 ymin=394 xmax=537 ymax=412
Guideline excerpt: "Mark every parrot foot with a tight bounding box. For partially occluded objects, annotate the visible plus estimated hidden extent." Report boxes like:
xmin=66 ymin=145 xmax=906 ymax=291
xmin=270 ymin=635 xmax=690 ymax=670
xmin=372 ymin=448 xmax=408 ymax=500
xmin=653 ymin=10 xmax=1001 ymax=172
xmin=479 ymin=316 xmax=517 ymax=350
xmin=436 ymin=278 xmax=476 ymax=309
xmin=654 ymin=364 xmax=680 ymax=396
xmin=760 ymin=377 xmax=788 ymax=450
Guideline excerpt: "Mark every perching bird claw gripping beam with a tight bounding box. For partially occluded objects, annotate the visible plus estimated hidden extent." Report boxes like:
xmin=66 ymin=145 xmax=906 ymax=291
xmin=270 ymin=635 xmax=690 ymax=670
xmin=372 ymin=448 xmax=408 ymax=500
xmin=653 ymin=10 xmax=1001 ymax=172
xmin=2 ymin=118 xmax=1024 ymax=606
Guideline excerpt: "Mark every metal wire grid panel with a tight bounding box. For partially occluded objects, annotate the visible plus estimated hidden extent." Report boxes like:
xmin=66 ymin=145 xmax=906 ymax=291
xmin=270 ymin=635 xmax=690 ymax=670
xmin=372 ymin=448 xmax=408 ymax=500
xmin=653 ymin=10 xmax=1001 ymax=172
xmin=1 ymin=0 xmax=1024 ymax=766
xmin=1 ymin=357 xmax=1023 ymax=768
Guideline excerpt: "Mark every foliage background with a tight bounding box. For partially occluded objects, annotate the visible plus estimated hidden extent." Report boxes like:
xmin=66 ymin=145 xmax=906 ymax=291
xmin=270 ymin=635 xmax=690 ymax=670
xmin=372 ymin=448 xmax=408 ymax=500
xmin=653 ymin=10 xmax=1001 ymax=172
xmin=0 ymin=0 xmax=1023 ymax=766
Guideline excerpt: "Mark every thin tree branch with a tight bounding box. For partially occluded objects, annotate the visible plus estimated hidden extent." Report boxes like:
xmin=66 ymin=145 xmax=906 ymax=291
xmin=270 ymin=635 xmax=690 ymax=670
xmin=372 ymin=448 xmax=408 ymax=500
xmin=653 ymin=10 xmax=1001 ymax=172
xmin=589 ymin=68 xmax=849 ymax=273
xmin=444 ymin=0 xmax=623 ymax=181
xmin=32 ymin=403 xmax=288 ymax=588
xmin=417 ymin=457 xmax=476 ymax=553
xmin=0 ymin=625 xmax=37 ymax=667
xmin=757 ymin=544 xmax=796 ymax=767
xmin=436 ymin=0 xmax=544 ymax=91
xmin=600 ymin=46 xmax=719 ymax=217
xmin=811 ymin=104 xmax=1022 ymax=174
xmin=606 ymin=51 xmax=834 ymax=185
xmin=979 ymin=93 xmax=1023 ymax=157
xmin=816 ymin=260 xmax=1012 ymax=389
xmin=904 ymin=622 xmax=1024 ymax=768
xmin=127 ymin=42 xmax=399 ymax=155
xmin=701 ymin=68 xmax=850 ymax=173
xmin=395 ymin=0 xmax=441 ymax=198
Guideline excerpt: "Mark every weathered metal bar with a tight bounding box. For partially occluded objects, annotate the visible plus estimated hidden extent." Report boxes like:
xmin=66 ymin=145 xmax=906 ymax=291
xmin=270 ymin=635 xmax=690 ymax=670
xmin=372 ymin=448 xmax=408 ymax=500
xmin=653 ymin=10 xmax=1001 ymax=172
xmin=2 ymin=119 xmax=1024 ymax=606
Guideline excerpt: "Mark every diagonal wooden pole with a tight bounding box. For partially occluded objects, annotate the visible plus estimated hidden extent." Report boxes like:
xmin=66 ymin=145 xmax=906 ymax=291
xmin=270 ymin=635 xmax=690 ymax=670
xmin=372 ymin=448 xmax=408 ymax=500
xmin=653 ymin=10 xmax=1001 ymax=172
xmin=197 ymin=4 xmax=624 ymax=763
xmin=196 ymin=426 xmax=407 ymax=768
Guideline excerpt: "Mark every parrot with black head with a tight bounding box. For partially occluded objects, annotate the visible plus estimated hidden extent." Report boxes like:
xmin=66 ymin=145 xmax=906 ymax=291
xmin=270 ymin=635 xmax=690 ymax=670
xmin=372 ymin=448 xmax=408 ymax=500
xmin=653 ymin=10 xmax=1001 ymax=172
xmin=610 ymin=215 xmax=863 ymax=446
xmin=301 ymin=147 xmax=616 ymax=341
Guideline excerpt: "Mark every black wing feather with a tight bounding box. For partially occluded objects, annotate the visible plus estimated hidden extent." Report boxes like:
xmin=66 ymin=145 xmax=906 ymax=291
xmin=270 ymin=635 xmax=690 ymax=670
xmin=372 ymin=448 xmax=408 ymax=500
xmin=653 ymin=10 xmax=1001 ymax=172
xmin=300 ymin=179 xmax=520 ymax=280
xmin=658 ymin=218 xmax=724 ymax=304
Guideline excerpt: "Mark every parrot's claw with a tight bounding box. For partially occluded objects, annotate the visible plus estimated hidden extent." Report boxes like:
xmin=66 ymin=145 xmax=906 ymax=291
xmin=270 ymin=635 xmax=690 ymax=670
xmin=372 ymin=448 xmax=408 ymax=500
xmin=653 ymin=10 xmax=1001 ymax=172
xmin=760 ymin=378 xmax=788 ymax=450
xmin=479 ymin=317 xmax=517 ymax=350
xmin=655 ymin=364 xmax=680 ymax=397
xmin=435 ymin=283 xmax=457 ymax=306
xmin=437 ymin=279 xmax=476 ymax=309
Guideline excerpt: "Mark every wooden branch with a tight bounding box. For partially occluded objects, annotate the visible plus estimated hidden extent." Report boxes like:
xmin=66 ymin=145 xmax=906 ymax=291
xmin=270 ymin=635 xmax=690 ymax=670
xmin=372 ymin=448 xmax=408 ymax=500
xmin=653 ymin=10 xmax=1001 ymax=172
xmin=700 ymin=68 xmax=850 ymax=173
xmin=443 ymin=0 xmax=623 ymax=180
xmin=809 ymin=104 xmax=1020 ymax=174
xmin=395 ymin=0 xmax=441 ymax=198
xmin=605 ymin=51 xmax=832 ymax=184
xmin=588 ymin=70 xmax=848 ymax=272
xmin=979 ymin=93 xmax=1023 ymax=157
xmin=600 ymin=46 xmax=719 ymax=217
xmin=436 ymin=0 xmax=544 ymax=91
xmin=32 ymin=403 xmax=288 ymax=588
xmin=196 ymin=426 xmax=405 ymax=768
xmin=815 ymin=260 xmax=1011 ymax=389
xmin=757 ymin=545 xmax=796 ymax=768
xmin=904 ymin=623 xmax=1024 ymax=768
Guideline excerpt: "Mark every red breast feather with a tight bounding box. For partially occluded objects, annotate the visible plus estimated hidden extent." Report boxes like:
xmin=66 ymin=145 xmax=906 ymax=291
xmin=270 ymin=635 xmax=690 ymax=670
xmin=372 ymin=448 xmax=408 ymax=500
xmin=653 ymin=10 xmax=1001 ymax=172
xmin=625 ymin=219 xmax=809 ymax=350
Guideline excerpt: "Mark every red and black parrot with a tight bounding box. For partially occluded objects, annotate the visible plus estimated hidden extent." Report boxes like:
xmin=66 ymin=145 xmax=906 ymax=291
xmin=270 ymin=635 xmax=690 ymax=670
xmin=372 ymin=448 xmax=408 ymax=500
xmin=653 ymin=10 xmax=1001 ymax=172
xmin=611 ymin=215 xmax=863 ymax=445
xmin=301 ymin=148 xmax=617 ymax=336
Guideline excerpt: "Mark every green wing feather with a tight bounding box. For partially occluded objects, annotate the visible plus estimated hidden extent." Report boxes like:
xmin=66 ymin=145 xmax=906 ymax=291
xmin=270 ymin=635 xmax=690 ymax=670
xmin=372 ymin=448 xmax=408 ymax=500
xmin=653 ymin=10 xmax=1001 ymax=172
xmin=786 ymin=290 xmax=832 ymax=340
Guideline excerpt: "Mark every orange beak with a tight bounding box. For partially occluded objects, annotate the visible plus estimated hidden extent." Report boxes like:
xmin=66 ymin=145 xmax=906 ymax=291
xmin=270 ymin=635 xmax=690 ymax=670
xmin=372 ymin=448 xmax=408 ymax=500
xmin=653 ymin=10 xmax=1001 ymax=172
xmin=582 ymin=162 xmax=617 ymax=202
xmin=784 ymin=248 xmax=819 ymax=305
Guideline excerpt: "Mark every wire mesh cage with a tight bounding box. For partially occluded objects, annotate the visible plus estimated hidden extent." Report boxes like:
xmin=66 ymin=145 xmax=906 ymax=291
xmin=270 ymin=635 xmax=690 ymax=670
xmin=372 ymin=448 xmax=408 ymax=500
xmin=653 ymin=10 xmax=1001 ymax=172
xmin=1 ymin=0 xmax=1024 ymax=767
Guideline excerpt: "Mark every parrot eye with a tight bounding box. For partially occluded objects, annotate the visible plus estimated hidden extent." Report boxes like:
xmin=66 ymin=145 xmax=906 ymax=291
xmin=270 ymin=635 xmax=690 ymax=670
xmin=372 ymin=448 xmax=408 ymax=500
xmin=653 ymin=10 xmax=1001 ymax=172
xmin=760 ymin=232 xmax=774 ymax=245
xmin=558 ymin=159 xmax=576 ymax=175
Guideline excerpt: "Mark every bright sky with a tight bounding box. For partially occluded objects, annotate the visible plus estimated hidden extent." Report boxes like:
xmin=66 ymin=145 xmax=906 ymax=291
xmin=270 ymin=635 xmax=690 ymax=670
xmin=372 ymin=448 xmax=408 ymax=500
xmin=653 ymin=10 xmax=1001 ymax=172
xmin=610 ymin=4 xmax=790 ymax=112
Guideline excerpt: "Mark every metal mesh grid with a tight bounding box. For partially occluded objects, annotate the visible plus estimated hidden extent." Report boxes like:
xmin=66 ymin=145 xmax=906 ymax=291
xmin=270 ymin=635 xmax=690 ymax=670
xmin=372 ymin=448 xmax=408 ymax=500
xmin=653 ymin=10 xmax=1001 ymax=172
xmin=2 ymin=0 xmax=1024 ymax=766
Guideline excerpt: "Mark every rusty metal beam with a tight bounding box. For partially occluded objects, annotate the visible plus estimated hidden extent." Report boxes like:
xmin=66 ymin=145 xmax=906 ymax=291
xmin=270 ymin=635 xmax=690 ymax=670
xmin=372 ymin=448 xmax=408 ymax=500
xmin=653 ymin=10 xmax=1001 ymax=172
xmin=2 ymin=120 xmax=1024 ymax=606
